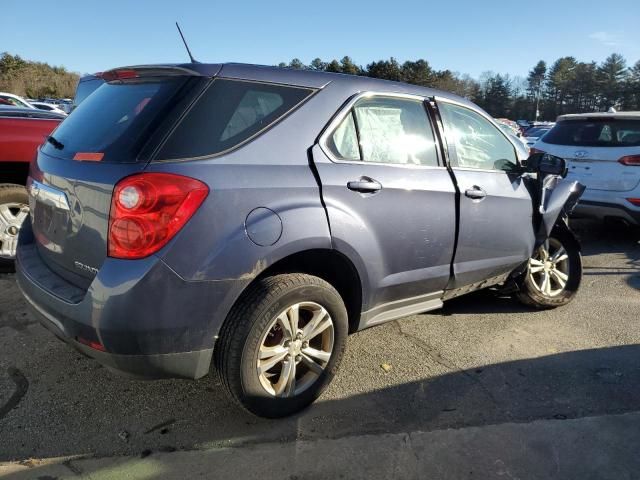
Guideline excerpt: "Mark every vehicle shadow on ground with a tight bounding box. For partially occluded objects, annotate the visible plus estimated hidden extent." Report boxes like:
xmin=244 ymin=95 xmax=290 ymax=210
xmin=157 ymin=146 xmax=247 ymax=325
xmin=2 ymin=336 xmax=640 ymax=463
xmin=7 ymin=346 xmax=640 ymax=480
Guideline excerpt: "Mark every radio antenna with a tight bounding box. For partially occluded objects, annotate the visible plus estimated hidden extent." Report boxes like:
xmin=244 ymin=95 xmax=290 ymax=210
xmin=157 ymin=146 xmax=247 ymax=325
xmin=175 ymin=22 xmax=198 ymax=63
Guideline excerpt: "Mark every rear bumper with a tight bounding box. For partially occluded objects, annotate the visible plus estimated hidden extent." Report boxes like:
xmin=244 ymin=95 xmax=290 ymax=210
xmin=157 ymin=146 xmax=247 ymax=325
xmin=15 ymin=220 xmax=248 ymax=379
xmin=573 ymin=189 xmax=640 ymax=226
xmin=24 ymin=289 xmax=213 ymax=379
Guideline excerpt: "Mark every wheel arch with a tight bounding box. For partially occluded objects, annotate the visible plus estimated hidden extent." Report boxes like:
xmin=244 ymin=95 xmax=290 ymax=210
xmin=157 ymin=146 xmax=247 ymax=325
xmin=256 ymin=248 xmax=362 ymax=333
xmin=221 ymin=248 xmax=363 ymax=335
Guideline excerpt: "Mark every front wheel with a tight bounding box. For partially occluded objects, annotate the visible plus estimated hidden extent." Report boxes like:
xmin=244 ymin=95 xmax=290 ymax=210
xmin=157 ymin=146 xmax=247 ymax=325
xmin=215 ymin=274 xmax=348 ymax=418
xmin=516 ymin=226 xmax=582 ymax=308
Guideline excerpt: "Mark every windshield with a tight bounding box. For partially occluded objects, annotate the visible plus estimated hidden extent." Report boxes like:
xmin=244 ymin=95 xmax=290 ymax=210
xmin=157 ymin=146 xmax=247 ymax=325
xmin=543 ymin=119 xmax=640 ymax=147
xmin=42 ymin=77 xmax=199 ymax=163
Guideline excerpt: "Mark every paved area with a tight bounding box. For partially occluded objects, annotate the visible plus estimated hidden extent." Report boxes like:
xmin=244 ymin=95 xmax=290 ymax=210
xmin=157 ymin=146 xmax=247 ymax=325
xmin=1 ymin=220 xmax=639 ymax=478
xmin=4 ymin=412 xmax=640 ymax=479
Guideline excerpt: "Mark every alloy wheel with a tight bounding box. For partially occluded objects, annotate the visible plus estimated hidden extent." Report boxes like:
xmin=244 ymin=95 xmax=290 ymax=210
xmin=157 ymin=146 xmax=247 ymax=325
xmin=528 ymin=238 xmax=570 ymax=297
xmin=257 ymin=301 xmax=334 ymax=398
xmin=0 ymin=202 xmax=29 ymax=259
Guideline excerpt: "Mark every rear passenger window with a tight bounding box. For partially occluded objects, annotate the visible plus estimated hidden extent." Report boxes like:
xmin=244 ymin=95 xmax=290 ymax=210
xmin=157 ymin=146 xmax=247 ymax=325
xmin=354 ymin=97 xmax=438 ymax=166
xmin=327 ymin=112 xmax=361 ymax=161
xmin=157 ymin=79 xmax=314 ymax=160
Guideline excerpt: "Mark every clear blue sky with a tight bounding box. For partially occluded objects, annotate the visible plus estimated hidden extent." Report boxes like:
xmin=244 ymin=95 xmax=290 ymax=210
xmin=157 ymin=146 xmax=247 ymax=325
xmin=4 ymin=0 xmax=639 ymax=79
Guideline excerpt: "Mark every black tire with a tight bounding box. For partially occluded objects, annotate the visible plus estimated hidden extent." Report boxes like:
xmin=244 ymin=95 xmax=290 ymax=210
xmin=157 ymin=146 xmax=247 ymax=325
xmin=0 ymin=184 xmax=29 ymax=273
xmin=214 ymin=273 xmax=348 ymax=418
xmin=516 ymin=225 xmax=582 ymax=309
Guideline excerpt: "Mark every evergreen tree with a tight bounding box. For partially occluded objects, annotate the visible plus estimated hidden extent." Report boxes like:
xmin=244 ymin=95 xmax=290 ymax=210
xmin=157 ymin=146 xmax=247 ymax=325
xmin=274 ymin=53 xmax=638 ymax=119
xmin=288 ymin=58 xmax=306 ymax=70
xmin=401 ymin=60 xmax=434 ymax=86
xmin=597 ymin=53 xmax=628 ymax=109
xmin=325 ymin=60 xmax=342 ymax=73
xmin=546 ymin=57 xmax=578 ymax=117
xmin=339 ymin=56 xmax=361 ymax=75
xmin=622 ymin=60 xmax=640 ymax=110
xmin=366 ymin=58 xmax=403 ymax=81
xmin=481 ymin=74 xmax=512 ymax=117
xmin=526 ymin=60 xmax=546 ymax=119
xmin=309 ymin=58 xmax=327 ymax=71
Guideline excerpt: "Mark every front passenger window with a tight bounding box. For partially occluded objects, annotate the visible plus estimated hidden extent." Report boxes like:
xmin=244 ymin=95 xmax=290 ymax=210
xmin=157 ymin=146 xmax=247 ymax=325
xmin=439 ymin=102 xmax=518 ymax=171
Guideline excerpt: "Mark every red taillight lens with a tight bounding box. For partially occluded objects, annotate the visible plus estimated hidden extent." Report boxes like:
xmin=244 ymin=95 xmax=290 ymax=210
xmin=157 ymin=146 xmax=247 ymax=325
xmin=627 ymin=198 xmax=640 ymax=206
xmin=108 ymin=173 xmax=209 ymax=259
xmin=618 ymin=155 xmax=640 ymax=166
xmin=530 ymin=147 xmax=546 ymax=155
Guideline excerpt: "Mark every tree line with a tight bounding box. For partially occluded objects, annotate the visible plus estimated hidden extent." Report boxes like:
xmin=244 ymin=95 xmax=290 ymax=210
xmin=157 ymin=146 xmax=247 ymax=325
xmin=2 ymin=50 xmax=637 ymax=118
xmin=279 ymin=54 xmax=640 ymax=121
xmin=0 ymin=52 xmax=79 ymax=99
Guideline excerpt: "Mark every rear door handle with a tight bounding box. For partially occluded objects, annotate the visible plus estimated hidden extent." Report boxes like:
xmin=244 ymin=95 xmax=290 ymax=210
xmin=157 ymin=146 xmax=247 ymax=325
xmin=347 ymin=178 xmax=382 ymax=193
xmin=465 ymin=186 xmax=487 ymax=200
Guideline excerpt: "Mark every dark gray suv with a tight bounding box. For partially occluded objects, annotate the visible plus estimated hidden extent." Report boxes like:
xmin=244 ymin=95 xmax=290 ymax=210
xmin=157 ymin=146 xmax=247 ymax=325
xmin=16 ymin=63 xmax=584 ymax=417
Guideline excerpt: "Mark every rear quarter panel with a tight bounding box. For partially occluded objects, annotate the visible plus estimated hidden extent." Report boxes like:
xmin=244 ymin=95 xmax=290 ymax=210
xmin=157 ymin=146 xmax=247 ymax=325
xmin=148 ymin=85 xmax=348 ymax=283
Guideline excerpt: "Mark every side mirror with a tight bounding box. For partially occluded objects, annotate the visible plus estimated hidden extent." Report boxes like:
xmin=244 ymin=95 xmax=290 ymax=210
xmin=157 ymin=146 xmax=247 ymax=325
xmin=526 ymin=153 xmax=567 ymax=177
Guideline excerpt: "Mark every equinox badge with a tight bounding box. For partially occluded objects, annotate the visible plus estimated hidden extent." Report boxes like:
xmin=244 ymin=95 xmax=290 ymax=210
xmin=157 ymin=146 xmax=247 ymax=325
xmin=73 ymin=261 xmax=98 ymax=275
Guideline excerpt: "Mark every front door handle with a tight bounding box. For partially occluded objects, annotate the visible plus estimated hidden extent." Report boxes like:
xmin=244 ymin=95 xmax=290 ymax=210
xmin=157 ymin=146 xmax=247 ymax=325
xmin=465 ymin=186 xmax=487 ymax=200
xmin=347 ymin=178 xmax=382 ymax=193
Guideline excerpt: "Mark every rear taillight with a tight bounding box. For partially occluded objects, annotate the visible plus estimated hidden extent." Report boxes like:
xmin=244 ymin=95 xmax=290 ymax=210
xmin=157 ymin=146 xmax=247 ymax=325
xmin=627 ymin=198 xmax=640 ymax=207
xmin=108 ymin=173 xmax=209 ymax=259
xmin=618 ymin=155 xmax=640 ymax=166
xmin=530 ymin=147 xmax=546 ymax=155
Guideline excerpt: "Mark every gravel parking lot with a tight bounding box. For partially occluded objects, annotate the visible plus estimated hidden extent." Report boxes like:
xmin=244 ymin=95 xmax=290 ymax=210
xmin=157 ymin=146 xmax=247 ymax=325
xmin=1 ymin=220 xmax=639 ymax=471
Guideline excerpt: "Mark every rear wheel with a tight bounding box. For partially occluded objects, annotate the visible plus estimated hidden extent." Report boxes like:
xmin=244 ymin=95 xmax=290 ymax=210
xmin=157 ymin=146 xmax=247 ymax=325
xmin=0 ymin=184 xmax=29 ymax=273
xmin=516 ymin=226 xmax=582 ymax=308
xmin=215 ymin=274 xmax=348 ymax=418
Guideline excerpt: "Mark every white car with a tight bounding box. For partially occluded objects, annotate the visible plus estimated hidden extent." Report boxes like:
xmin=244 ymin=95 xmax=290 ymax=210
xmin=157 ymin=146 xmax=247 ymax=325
xmin=523 ymin=125 xmax=553 ymax=148
xmin=30 ymin=101 xmax=68 ymax=116
xmin=0 ymin=92 xmax=35 ymax=109
xmin=533 ymin=112 xmax=640 ymax=226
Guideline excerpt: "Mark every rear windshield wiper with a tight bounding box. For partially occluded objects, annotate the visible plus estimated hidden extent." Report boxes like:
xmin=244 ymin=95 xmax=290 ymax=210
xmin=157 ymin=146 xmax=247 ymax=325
xmin=46 ymin=135 xmax=64 ymax=150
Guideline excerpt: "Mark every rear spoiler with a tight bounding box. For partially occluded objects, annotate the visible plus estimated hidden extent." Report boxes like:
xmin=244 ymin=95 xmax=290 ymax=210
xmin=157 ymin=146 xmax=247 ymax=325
xmin=99 ymin=63 xmax=223 ymax=82
xmin=99 ymin=65 xmax=204 ymax=82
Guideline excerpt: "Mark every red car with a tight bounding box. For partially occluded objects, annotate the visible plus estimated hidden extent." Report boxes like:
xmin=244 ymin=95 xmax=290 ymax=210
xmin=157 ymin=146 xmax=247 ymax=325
xmin=0 ymin=106 xmax=64 ymax=270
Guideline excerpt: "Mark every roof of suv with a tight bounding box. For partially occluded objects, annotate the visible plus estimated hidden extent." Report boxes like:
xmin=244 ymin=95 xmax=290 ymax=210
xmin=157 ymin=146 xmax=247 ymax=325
xmin=112 ymin=62 xmax=474 ymax=107
xmin=557 ymin=112 xmax=640 ymax=121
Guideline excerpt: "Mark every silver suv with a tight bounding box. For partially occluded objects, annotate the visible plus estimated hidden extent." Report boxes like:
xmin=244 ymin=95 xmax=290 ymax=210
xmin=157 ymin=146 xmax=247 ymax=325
xmin=17 ymin=63 xmax=584 ymax=417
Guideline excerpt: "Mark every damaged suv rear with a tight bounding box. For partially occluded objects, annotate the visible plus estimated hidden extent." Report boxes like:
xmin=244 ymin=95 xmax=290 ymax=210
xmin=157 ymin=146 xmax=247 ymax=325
xmin=16 ymin=63 xmax=584 ymax=417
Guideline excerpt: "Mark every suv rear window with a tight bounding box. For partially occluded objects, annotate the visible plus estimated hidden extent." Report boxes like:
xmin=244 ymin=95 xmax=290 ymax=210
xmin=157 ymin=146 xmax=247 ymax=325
xmin=42 ymin=77 xmax=200 ymax=163
xmin=156 ymin=79 xmax=314 ymax=160
xmin=543 ymin=119 xmax=640 ymax=147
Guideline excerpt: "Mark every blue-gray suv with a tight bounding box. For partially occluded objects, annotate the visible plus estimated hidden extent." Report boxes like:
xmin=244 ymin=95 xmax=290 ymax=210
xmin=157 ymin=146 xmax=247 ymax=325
xmin=16 ymin=63 xmax=585 ymax=417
